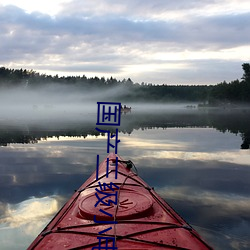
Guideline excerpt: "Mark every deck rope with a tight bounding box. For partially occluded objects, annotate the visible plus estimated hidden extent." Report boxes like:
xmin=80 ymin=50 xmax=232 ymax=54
xmin=113 ymin=159 xmax=138 ymax=247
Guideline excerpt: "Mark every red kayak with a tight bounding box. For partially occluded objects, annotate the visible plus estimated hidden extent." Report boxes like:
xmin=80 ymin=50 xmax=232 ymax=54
xmin=28 ymin=153 xmax=213 ymax=249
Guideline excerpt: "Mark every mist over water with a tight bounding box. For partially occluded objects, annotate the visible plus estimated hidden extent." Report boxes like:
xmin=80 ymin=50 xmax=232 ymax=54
xmin=0 ymin=85 xmax=96 ymax=122
xmin=0 ymin=84 xmax=198 ymax=124
xmin=1 ymin=84 xmax=250 ymax=149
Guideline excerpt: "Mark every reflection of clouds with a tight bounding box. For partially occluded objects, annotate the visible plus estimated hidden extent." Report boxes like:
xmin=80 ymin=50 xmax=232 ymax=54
xmin=0 ymin=202 xmax=7 ymax=218
xmin=0 ymin=196 xmax=59 ymax=230
xmin=157 ymin=186 xmax=250 ymax=249
xmin=120 ymin=127 xmax=243 ymax=152
xmin=118 ymin=128 xmax=249 ymax=166
xmin=5 ymin=141 xmax=102 ymax=176
xmin=0 ymin=127 xmax=249 ymax=249
xmin=154 ymin=150 xmax=250 ymax=166
xmin=121 ymin=136 xmax=185 ymax=150
xmin=118 ymin=148 xmax=250 ymax=169
xmin=0 ymin=196 xmax=62 ymax=250
xmin=0 ymin=137 xmax=111 ymax=206
xmin=194 ymin=223 xmax=250 ymax=250
xmin=157 ymin=186 xmax=250 ymax=216
xmin=0 ymin=136 xmax=111 ymax=206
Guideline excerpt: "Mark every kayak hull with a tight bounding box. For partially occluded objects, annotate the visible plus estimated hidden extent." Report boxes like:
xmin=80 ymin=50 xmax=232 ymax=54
xmin=28 ymin=153 xmax=213 ymax=249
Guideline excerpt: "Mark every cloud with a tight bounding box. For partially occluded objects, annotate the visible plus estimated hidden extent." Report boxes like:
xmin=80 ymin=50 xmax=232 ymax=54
xmin=0 ymin=1 xmax=250 ymax=84
xmin=58 ymin=0 xmax=239 ymax=19
xmin=186 ymin=13 xmax=250 ymax=49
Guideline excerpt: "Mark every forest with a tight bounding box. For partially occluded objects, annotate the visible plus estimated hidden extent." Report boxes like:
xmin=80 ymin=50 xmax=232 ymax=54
xmin=0 ymin=63 xmax=249 ymax=104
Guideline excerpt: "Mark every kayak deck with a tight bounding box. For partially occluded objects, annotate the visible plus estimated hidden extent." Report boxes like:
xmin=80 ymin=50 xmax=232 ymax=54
xmin=28 ymin=153 xmax=213 ymax=249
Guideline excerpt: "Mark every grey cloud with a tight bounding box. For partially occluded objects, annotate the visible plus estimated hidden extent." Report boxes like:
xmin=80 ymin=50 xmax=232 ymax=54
xmin=184 ymin=13 xmax=250 ymax=49
xmin=39 ymin=64 xmax=121 ymax=74
xmin=59 ymin=0 xmax=216 ymax=18
xmin=1 ymin=4 xmax=249 ymax=50
xmin=1 ymin=3 xmax=250 ymax=48
xmin=133 ymin=59 xmax=244 ymax=85
xmin=0 ymin=3 xmax=249 ymax=84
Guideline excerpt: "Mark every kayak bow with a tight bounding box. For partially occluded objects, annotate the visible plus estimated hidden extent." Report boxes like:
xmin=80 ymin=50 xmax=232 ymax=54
xmin=28 ymin=153 xmax=213 ymax=249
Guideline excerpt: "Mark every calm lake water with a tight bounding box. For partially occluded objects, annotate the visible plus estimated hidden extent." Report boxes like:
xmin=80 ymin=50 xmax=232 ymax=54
xmin=0 ymin=104 xmax=250 ymax=249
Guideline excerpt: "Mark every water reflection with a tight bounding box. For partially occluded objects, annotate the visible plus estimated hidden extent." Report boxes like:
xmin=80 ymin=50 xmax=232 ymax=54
xmin=1 ymin=196 xmax=59 ymax=228
xmin=0 ymin=107 xmax=250 ymax=149
xmin=0 ymin=196 xmax=62 ymax=250
xmin=0 ymin=108 xmax=250 ymax=249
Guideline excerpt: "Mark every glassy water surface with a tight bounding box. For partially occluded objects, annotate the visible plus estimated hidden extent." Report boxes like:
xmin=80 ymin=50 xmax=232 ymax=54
xmin=0 ymin=105 xmax=250 ymax=249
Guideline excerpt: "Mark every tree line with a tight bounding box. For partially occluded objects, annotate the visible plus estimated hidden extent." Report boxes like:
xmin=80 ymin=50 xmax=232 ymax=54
xmin=208 ymin=63 xmax=250 ymax=105
xmin=0 ymin=63 xmax=249 ymax=104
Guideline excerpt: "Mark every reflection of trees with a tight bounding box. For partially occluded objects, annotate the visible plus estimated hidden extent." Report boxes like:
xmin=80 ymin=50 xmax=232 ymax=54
xmin=241 ymin=133 xmax=250 ymax=149
xmin=0 ymin=131 xmax=38 ymax=146
xmin=0 ymin=109 xmax=250 ymax=149
xmin=200 ymin=109 xmax=250 ymax=149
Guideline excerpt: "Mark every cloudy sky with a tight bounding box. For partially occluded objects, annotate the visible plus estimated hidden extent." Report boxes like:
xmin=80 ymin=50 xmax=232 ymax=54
xmin=0 ymin=0 xmax=250 ymax=85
